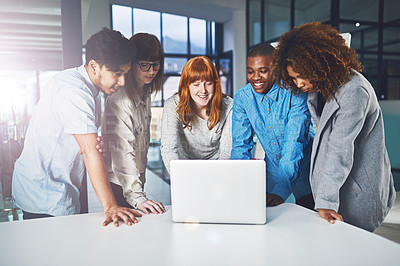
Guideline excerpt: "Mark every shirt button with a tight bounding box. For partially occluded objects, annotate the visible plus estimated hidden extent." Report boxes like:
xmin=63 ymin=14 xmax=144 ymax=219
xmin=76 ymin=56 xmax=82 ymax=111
xmin=268 ymin=126 xmax=271 ymax=129
xmin=274 ymin=143 xmax=277 ymax=145
xmin=267 ymin=108 xmax=270 ymax=111
xmin=277 ymin=157 xmax=280 ymax=160
xmin=264 ymin=96 xmax=267 ymax=98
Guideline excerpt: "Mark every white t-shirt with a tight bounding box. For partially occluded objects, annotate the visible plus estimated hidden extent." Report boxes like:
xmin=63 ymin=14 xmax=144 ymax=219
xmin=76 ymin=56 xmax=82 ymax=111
xmin=12 ymin=65 xmax=101 ymax=216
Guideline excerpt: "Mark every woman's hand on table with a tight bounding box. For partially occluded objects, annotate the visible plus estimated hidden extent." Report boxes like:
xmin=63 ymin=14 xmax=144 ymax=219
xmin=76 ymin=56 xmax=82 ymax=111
xmin=103 ymin=205 xmax=142 ymax=227
xmin=95 ymin=136 xmax=106 ymax=157
xmin=318 ymin=208 xmax=343 ymax=224
xmin=138 ymin=200 xmax=166 ymax=214
xmin=79 ymin=136 xmax=106 ymax=157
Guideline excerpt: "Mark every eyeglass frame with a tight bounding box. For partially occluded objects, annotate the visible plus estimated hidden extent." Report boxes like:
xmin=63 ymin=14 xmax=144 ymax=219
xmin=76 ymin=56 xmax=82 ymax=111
xmin=135 ymin=61 xmax=161 ymax=72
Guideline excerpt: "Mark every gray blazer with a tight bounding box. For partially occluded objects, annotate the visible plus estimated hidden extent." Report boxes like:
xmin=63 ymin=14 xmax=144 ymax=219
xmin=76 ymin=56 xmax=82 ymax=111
xmin=308 ymin=70 xmax=396 ymax=232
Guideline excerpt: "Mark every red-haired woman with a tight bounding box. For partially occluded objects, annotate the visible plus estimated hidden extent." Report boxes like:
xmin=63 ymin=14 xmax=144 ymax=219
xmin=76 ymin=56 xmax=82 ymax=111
xmin=272 ymin=22 xmax=395 ymax=232
xmin=161 ymin=56 xmax=233 ymax=173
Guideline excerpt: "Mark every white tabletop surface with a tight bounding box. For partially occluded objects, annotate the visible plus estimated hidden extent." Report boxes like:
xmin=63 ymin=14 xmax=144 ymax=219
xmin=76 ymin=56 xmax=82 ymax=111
xmin=0 ymin=203 xmax=399 ymax=266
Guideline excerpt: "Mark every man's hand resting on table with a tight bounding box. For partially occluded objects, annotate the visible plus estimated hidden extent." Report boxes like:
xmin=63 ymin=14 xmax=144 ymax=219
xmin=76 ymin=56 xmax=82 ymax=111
xmin=138 ymin=200 xmax=166 ymax=215
xmin=318 ymin=208 xmax=343 ymax=224
xmin=266 ymin=193 xmax=284 ymax=207
xmin=103 ymin=205 xmax=142 ymax=227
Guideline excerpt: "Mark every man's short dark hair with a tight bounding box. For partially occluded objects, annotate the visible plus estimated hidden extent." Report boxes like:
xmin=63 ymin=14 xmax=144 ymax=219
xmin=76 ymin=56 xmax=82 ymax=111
xmin=248 ymin=42 xmax=275 ymax=58
xmin=85 ymin=28 xmax=133 ymax=72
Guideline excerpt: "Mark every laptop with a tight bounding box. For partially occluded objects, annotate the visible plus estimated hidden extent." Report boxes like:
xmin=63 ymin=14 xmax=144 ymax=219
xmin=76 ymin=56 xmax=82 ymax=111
xmin=170 ymin=160 xmax=266 ymax=224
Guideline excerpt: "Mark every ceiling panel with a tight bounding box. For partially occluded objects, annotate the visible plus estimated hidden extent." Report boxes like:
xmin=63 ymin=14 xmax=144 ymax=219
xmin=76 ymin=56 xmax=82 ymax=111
xmin=0 ymin=0 xmax=62 ymax=71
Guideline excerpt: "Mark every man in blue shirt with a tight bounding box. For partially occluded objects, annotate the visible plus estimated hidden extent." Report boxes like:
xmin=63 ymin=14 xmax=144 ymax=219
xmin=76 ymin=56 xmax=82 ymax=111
xmin=231 ymin=43 xmax=314 ymax=209
xmin=12 ymin=28 xmax=142 ymax=226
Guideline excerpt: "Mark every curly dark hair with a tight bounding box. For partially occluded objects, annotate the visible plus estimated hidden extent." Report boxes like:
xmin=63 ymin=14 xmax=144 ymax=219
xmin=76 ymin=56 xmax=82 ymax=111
xmin=85 ymin=28 xmax=133 ymax=72
xmin=272 ymin=21 xmax=363 ymax=100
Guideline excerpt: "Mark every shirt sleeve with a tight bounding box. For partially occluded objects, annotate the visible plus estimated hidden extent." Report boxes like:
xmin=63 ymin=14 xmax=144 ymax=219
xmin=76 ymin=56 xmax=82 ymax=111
xmin=231 ymin=92 xmax=254 ymax=160
xmin=52 ymin=87 xmax=97 ymax=134
xmin=312 ymin=87 xmax=370 ymax=212
xmin=160 ymin=97 xmax=181 ymax=174
xmin=218 ymin=106 xmax=233 ymax=160
xmin=271 ymin=92 xmax=311 ymax=200
xmin=102 ymin=98 xmax=147 ymax=208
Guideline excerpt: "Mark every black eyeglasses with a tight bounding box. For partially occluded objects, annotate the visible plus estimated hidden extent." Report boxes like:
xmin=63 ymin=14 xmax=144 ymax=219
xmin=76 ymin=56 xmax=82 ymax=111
xmin=136 ymin=62 xmax=161 ymax=72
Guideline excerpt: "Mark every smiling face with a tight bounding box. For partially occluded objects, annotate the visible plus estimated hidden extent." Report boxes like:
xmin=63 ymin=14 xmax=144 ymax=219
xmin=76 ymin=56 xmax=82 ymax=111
xmin=90 ymin=61 xmax=131 ymax=95
xmin=189 ymin=79 xmax=215 ymax=110
xmin=286 ymin=65 xmax=314 ymax=93
xmin=247 ymin=55 xmax=273 ymax=94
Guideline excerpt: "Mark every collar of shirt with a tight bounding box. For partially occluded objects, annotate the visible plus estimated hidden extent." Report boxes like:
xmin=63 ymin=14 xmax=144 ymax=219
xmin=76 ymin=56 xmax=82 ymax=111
xmin=252 ymin=83 xmax=280 ymax=102
xmin=78 ymin=65 xmax=99 ymax=97
xmin=131 ymin=84 xmax=152 ymax=107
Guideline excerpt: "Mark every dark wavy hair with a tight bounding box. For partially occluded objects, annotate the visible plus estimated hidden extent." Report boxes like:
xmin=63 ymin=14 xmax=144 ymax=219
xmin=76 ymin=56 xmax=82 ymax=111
xmin=272 ymin=22 xmax=363 ymax=100
xmin=128 ymin=33 xmax=164 ymax=94
xmin=177 ymin=56 xmax=225 ymax=130
xmin=85 ymin=28 xmax=133 ymax=72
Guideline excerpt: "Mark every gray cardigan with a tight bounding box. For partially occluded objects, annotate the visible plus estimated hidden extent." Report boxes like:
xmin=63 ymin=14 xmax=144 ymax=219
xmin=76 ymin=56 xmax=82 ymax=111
xmin=308 ymin=70 xmax=396 ymax=232
xmin=160 ymin=93 xmax=233 ymax=174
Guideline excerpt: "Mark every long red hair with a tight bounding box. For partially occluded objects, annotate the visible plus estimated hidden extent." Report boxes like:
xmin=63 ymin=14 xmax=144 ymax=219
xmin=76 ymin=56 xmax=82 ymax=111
xmin=177 ymin=56 xmax=224 ymax=130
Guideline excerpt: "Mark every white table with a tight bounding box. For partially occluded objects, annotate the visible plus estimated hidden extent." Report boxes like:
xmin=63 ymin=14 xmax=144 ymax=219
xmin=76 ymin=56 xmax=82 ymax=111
xmin=0 ymin=203 xmax=399 ymax=266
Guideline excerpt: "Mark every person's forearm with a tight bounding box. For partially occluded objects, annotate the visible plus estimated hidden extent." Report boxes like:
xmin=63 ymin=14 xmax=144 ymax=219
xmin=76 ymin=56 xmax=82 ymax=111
xmin=82 ymin=150 xmax=117 ymax=211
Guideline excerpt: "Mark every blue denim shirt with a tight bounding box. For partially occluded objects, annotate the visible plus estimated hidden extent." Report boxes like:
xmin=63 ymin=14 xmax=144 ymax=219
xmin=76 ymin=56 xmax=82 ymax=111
xmin=231 ymin=83 xmax=313 ymax=200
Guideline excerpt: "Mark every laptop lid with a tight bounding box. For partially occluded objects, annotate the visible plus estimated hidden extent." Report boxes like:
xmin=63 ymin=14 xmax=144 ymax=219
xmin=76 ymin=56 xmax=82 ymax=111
xmin=170 ymin=160 xmax=266 ymax=224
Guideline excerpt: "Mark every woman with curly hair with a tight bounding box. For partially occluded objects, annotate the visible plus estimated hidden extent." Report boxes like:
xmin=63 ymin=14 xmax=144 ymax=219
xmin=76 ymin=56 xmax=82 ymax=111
xmin=272 ymin=21 xmax=395 ymax=232
xmin=161 ymin=56 xmax=233 ymax=173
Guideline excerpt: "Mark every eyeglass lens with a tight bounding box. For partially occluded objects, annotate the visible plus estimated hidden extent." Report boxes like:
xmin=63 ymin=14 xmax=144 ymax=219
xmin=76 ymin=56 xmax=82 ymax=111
xmin=137 ymin=62 xmax=160 ymax=71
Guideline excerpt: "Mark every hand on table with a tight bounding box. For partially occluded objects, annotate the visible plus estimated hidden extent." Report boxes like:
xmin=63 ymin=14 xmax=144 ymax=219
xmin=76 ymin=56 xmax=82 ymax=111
xmin=266 ymin=193 xmax=284 ymax=207
xmin=80 ymin=136 xmax=106 ymax=157
xmin=138 ymin=200 xmax=166 ymax=215
xmin=103 ymin=205 xmax=142 ymax=227
xmin=318 ymin=208 xmax=343 ymax=224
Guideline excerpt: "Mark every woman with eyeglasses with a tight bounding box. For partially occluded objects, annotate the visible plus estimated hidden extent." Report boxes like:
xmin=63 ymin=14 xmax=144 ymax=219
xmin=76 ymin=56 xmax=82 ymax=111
xmin=160 ymin=56 xmax=233 ymax=174
xmin=102 ymin=33 xmax=166 ymax=215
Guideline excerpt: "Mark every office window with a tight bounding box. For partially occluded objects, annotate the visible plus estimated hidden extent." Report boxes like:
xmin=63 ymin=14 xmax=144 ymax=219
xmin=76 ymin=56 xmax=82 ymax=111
xmin=133 ymin=9 xmax=160 ymax=39
xmin=295 ymin=0 xmax=330 ymax=26
xmin=211 ymin=22 xmax=216 ymax=54
xmin=340 ymin=0 xmax=379 ymax=22
xmin=190 ymin=18 xmax=206 ymax=54
xmin=263 ymin=0 xmax=290 ymax=41
xmin=162 ymin=13 xmax=188 ymax=54
xmin=248 ymin=0 xmax=261 ymax=46
xmin=111 ymin=5 xmax=132 ymax=38
xmin=384 ymin=0 xmax=400 ymax=22
xmin=219 ymin=58 xmax=232 ymax=95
